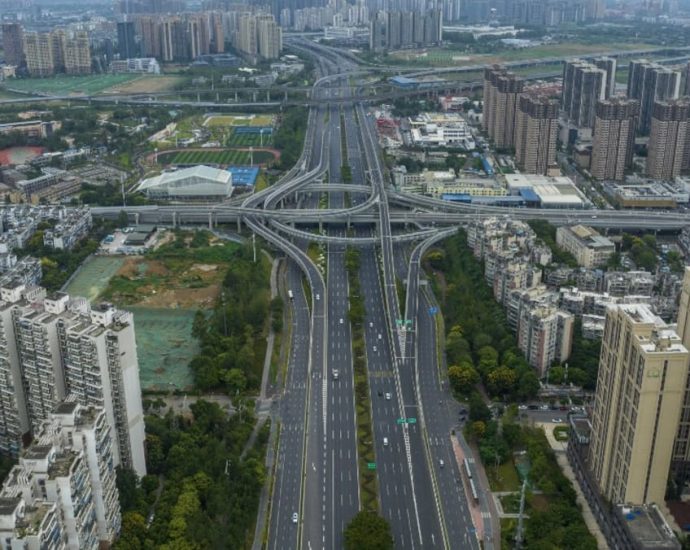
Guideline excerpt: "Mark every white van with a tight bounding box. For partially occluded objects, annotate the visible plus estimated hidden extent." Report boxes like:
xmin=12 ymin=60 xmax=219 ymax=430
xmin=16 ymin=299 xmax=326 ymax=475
xmin=383 ymin=437 xmax=389 ymax=446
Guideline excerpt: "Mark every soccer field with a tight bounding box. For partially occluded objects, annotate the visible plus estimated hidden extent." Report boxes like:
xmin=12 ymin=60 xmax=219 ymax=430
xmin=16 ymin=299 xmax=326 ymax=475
xmin=158 ymin=149 xmax=277 ymax=166
xmin=205 ymin=114 xmax=275 ymax=127
xmin=6 ymin=74 xmax=139 ymax=96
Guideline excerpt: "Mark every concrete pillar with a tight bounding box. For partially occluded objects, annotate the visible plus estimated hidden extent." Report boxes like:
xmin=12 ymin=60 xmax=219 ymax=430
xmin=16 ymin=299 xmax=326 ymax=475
xmin=172 ymin=211 xmax=176 ymax=228
xmin=266 ymin=90 xmax=270 ymax=102
xmin=346 ymin=215 xmax=351 ymax=230
xmin=135 ymin=212 xmax=140 ymax=225
xmin=208 ymin=212 xmax=213 ymax=229
xmin=284 ymin=90 xmax=288 ymax=102
xmin=216 ymin=92 xmax=219 ymax=102
xmin=237 ymin=217 xmax=241 ymax=232
xmin=319 ymin=220 xmax=323 ymax=232
xmin=253 ymin=91 xmax=257 ymax=102
xmin=197 ymin=92 xmax=200 ymax=103
xmin=235 ymin=91 xmax=238 ymax=102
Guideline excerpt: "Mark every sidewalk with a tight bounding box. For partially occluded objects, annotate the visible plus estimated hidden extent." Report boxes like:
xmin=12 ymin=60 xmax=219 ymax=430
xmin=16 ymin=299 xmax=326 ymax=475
xmin=535 ymin=422 xmax=608 ymax=550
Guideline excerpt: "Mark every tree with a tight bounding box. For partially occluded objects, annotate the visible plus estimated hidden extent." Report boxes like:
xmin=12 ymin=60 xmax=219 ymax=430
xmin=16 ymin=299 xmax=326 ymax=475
xmin=547 ymin=366 xmax=565 ymax=384
xmin=487 ymin=366 xmax=518 ymax=396
xmin=224 ymin=368 xmax=247 ymax=394
xmin=448 ymin=363 xmax=479 ymax=394
xmin=118 ymin=210 xmax=130 ymax=228
xmin=468 ymin=392 xmax=491 ymax=422
xmin=344 ymin=511 xmax=394 ymax=550
xmin=469 ymin=420 xmax=486 ymax=440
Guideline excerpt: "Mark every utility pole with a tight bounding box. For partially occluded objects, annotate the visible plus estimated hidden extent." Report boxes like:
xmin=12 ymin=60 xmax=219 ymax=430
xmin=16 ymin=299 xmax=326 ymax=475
xmin=252 ymin=233 xmax=257 ymax=263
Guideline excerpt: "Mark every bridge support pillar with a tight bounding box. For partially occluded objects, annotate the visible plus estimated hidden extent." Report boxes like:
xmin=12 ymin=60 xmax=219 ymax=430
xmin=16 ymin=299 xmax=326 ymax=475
xmin=346 ymin=215 xmax=351 ymax=230
xmin=135 ymin=213 xmax=140 ymax=226
xmin=284 ymin=91 xmax=288 ymax=102
xmin=237 ymin=217 xmax=241 ymax=232
xmin=319 ymin=220 xmax=323 ymax=232
xmin=172 ymin=212 xmax=176 ymax=228
xmin=253 ymin=91 xmax=257 ymax=102
xmin=266 ymin=90 xmax=270 ymax=102
xmin=197 ymin=92 xmax=200 ymax=103
xmin=235 ymin=91 xmax=238 ymax=102
xmin=216 ymin=92 xmax=219 ymax=102
xmin=208 ymin=212 xmax=213 ymax=229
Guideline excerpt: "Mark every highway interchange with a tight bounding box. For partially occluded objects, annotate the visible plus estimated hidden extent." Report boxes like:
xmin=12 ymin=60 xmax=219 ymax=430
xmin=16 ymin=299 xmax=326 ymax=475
xmin=85 ymin=38 xmax=690 ymax=550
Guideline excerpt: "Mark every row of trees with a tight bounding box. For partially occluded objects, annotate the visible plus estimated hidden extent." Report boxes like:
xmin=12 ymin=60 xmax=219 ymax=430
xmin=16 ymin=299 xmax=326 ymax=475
xmin=274 ymin=107 xmax=308 ymax=170
xmin=115 ymin=400 xmax=268 ymax=549
xmin=426 ymin=231 xmax=540 ymax=402
xmin=185 ymin=238 xmax=272 ymax=393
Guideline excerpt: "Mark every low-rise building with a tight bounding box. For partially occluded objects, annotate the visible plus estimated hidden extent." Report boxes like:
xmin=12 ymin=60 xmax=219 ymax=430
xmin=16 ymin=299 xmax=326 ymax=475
xmin=504 ymin=174 xmax=586 ymax=209
xmin=110 ymin=58 xmax=160 ymax=74
xmin=603 ymin=177 xmax=689 ymax=209
xmin=407 ymin=112 xmax=475 ymax=149
xmin=555 ymin=225 xmax=615 ymax=268
xmin=42 ymin=208 xmax=92 ymax=250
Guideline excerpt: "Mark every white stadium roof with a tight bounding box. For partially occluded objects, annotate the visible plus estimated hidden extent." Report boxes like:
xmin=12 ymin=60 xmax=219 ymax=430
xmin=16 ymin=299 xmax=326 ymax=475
xmin=137 ymin=165 xmax=233 ymax=200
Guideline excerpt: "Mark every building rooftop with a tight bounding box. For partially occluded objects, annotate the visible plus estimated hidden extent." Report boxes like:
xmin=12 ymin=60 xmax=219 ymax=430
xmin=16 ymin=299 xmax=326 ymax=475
xmin=0 ymin=496 xmax=20 ymax=516
xmin=616 ymin=504 xmax=681 ymax=549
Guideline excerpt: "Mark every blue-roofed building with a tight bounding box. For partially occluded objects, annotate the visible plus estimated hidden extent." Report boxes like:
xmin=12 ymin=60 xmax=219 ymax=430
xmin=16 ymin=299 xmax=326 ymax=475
xmin=227 ymin=166 xmax=260 ymax=186
xmin=481 ymin=157 xmax=494 ymax=176
xmin=389 ymin=76 xmax=419 ymax=89
xmin=441 ymin=193 xmax=472 ymax=203
xmin=518 ymin=187 xmax=541 ymax=207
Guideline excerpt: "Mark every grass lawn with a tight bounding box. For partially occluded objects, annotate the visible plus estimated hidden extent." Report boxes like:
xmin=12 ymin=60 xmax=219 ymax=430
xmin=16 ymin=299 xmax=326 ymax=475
xmin=226 ymin=130 xmax=273 ymax=147
xmin=388 ymin=41 xmax=657 ymax=67
xmin=158 ymin=149 xmax=276 ymax=166
xmin=486 ymin=460 xmax=521 ymax=492
xmin=205 ymin=114 xmax=275 ymax=127
xmin=6 ymin=74 xmax=138 ymax=95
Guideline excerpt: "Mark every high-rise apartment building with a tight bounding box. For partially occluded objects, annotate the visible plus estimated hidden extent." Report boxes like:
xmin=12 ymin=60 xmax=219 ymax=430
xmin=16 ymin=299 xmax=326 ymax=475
xmin=62 ymin=31 xmax=91 ymax=75
xmin=22 ymin=32 xmax=55 ymax=76
xmin=138 ymin=16 xmax=162 ymax=58
xmin=514 ymin=94 xmax=559 ymax=175
xmin=588 ymin=303 xmax=689 ymax=505
xmin=482 ymin=65 xmax=524 ymax=149
xmin=235 ymin=13 xmax=281 ymax=61
xmin=517 ymin=305 xmax=573 ymax=376
xmin=368 ymin=10 xmax=441 ymax=52
xmin=117 ymin=20 xmax=137 ymax=59
xmin=684 ymin=61 xmax=690 ymax=97
xmin=627 ymin=60 xmax=681 ymax=135
xmin=0 ymin=284 xmax=146 ymax=478
xmin=646 ymin=98 xmax=690 ymax=181
xmin=590 ymin=97 xmax=639 ymax=181
xmin=0 ymin=401 xmax=121 ymax=547
xmin=562 ymin=60 xmax=606 ymax=128
xmin=1 ymin=23 xmax=24 ymax=67
xmin=593 ymin=56 xmax=617 ymax=98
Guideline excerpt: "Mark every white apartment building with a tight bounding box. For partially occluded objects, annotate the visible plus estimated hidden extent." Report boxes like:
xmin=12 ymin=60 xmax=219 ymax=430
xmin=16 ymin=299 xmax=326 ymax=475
xmin=0 ymin=498 xmax=63 ymax=550
xmin=0 ymin=402 xmax=121 ymax=548
xmin=555 ymin=225 xmax=615 ymax=268
xmin=0 ymin=285 xmax=145 ymax=478
xmin=517 ymin=305 xmax=574 ymax=375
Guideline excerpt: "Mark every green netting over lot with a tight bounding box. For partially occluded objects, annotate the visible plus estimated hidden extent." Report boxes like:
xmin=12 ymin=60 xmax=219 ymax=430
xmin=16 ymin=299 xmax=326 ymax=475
xmin=63 ymin=256 xmax=125 ymax=302
xmin=128 ymin=306 xmax=196 ymax=391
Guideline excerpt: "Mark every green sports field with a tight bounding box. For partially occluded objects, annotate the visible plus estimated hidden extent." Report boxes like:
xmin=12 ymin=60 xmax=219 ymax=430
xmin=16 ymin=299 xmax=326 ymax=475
xmin=226 ymin=130 xmax=273 ymax=147
xmin=6 ymin=74 xmax=139 ymax=96
xmin=158 ymin=149 xmax=276 ymax=166
xmin=204 ymin=114 xmax=275 ymax=127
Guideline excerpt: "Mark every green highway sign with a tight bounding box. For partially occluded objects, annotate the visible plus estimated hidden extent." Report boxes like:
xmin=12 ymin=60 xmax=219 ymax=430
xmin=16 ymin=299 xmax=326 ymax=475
xmin=367 ymin=463 xmax=376 ymax=470
xmin=397 ymin=418 xmax=405 ymax=424
xmin=396 ymin=418 xmax=418 ymax=425
xmin=408 ymin=418 xmax=417 ymax=424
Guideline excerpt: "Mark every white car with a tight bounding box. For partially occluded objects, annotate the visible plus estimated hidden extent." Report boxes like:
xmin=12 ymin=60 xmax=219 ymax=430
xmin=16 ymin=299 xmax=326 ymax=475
xmin=369 ymin=322 xmax=373 ymax=328
xmin=339 ymin=318 xmax=344 ymax=324
xmin=385 ymin=392 xmax=391 ymax=400
xmin=378 ymin=333 xmax=382 ymax=340
xmin=373 ymin=346 xmax=377 ymax=352
xmin=292 ymin=512 xmax=298 ymax=524
xmin=552 ymin=418 xmax=564 ymax=424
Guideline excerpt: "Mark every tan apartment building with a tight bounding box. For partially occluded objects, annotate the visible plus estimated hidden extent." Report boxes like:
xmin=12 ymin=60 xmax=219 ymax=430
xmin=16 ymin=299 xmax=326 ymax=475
xmin=591 ymin=97 xmax=639 ymax=181
xmin=555 ymin=225 xmax=615 ymax=268
xmin=22 ymin=31 xmax=54 ymax=76
xmin=646 ymin=99 xmax=690 ymax=181
xmin=588 ymin=304 xmax=689 ymax=505
xmin=482 ymin=66 xmax=524 ymax=149
xmin=514 ymin=94 xmax=559 ymax=175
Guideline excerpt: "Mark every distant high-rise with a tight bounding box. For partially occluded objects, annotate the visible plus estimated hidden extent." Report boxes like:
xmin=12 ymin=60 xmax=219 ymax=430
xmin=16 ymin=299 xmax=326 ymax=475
xmin=514 ymin=94 xmax=559 ymax=175
xmin=591 ymin=98 xmax=639 ymax=181
xmin=588 ymin=303 xmax=689 ymax=505
xmin=62 ymin=31 xmax=92 ymax=75
xmin=368 ymin=10 xmax=441 ymax=52
xmin=627 ymin=60 xmax=681 ymax=135
xmin=22 ymin=31 xmax=55 ymax=76
xmin=646 ymin=98 xmax=690 ymax=181
xmin=117 ymin=20 xmax=137 ymax=59
xmin=482 ymin=65 xmax=524 ymax=149
xmin=562 ymin=60 xmax=606 ymax=128
xmin=593 ymin=56 xmax=616 ymax=98
xmin=1 ymin=23 xmax=24 ymax=67
xmin=684 ymin=61 xmax=690 ymax=97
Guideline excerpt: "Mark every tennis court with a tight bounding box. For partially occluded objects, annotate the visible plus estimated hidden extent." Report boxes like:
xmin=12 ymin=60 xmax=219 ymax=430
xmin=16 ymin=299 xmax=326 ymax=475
xmin=63 ymin=256 xmax=125 ymax=301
